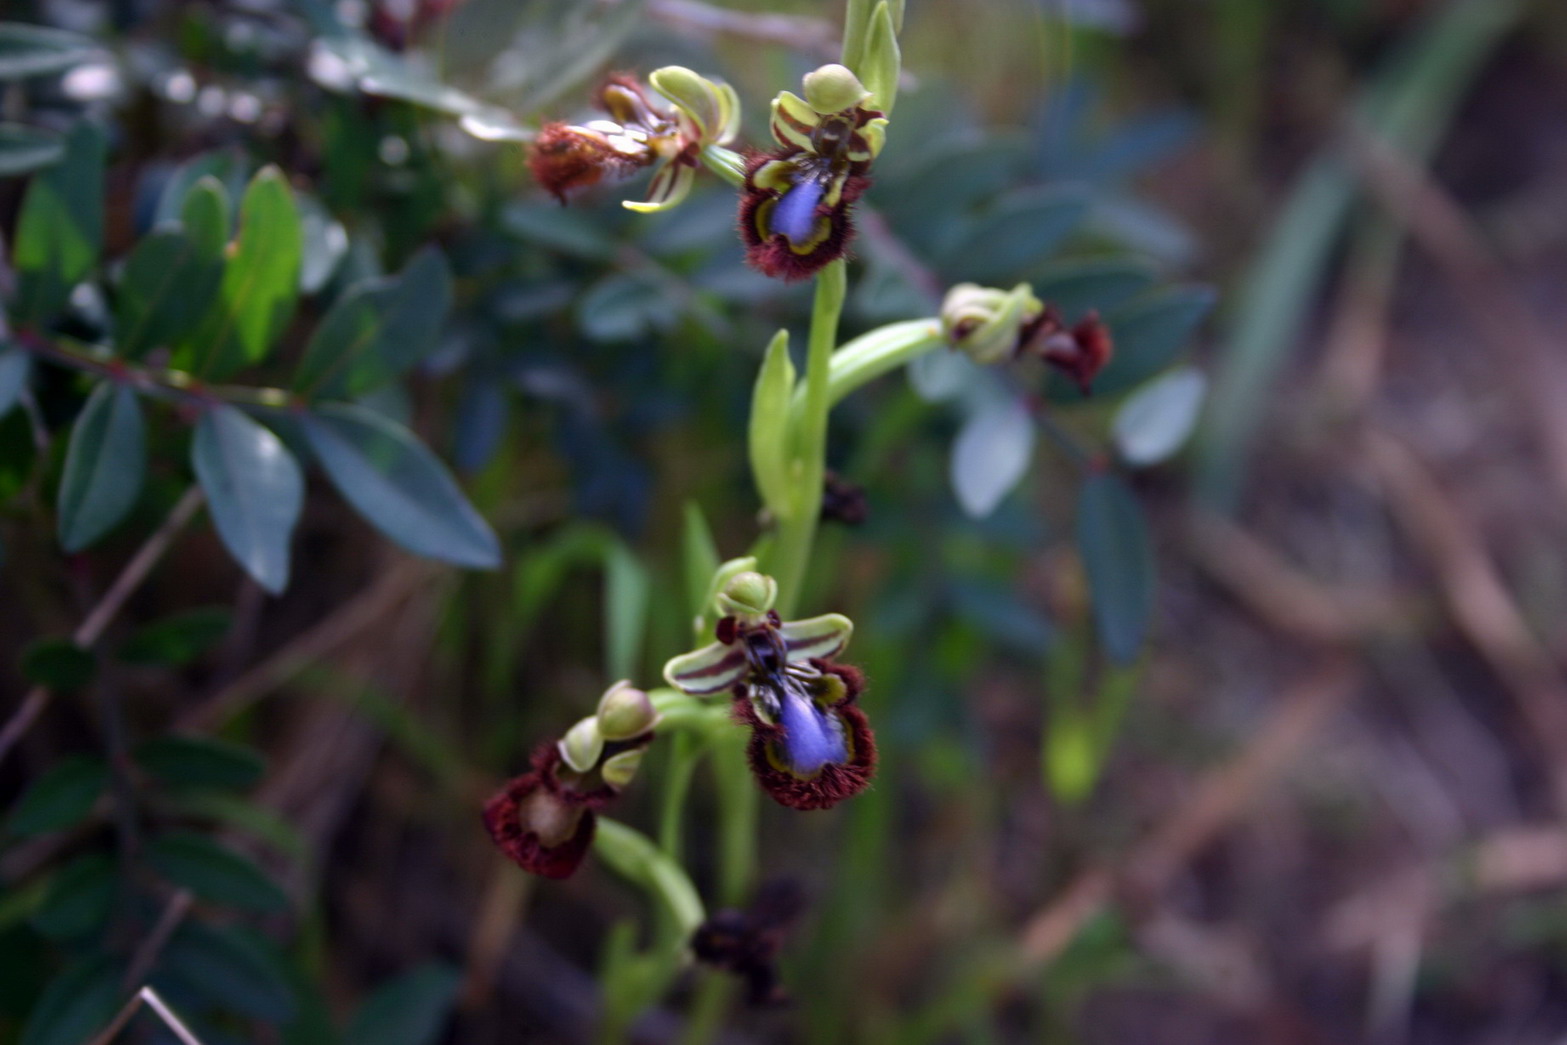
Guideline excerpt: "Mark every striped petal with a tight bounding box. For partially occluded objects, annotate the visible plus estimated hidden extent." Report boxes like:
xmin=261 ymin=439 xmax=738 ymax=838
xmin=770 ymin=91 xmax=818 ymax=151
xmin=779 ymin=613 xmax=853 ymax=664
xmin=624 ymin=161 xmax=694 ymax=214
xmin=664 ymin=640 xmax=747 ymax=696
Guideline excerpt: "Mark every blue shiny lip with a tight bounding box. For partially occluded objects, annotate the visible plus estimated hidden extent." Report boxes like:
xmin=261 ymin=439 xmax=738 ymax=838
xmin=769 ymin=174 xmax=826 ymax=247
xmin=774 ymin=677 xmax=848 ymax=774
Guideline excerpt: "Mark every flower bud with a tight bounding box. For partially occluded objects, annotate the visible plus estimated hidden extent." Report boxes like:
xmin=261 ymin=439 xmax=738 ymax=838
xmin=596 ymin=680 xmax=660 ymax=740
xmin=802 ymin=64 xmax=871 ymax=115
xmin=558 ymin=715 xmax=605 ymax=773
xmin=718 ymin=570 xmax=778 ymax=618
xmin=941 ymin=282 xmax=1043 ymax=366
xmin=600 ymin=748 xmax=645 ymax=791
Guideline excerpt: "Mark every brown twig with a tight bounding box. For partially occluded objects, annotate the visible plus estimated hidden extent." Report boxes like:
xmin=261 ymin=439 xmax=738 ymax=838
xmin=85 ymin=985 xmax=206 ymax=1045
xmin=1346 ymin=123 xmax=1567 ymax=509
xmin=1018 ymin=659 xmax=1360 ymax=965
xmin=1185 ymin=511 xmax=1411 ymax=645
xmin=1363 ymin=427 xmax=1567 ymax=813
xmin=177 ymin=558 xmax=433 ymax=731
xmin=0 ymin=487 xmax=204 ymax=767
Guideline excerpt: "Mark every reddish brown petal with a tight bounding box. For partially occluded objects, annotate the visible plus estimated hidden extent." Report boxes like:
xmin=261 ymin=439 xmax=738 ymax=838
xmin=481 ymin=769 xmax=597 ymax=879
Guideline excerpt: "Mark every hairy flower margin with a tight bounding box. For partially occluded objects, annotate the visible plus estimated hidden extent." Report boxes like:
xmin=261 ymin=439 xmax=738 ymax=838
xmin=664 ymin=566 xmax=877 ymax=810
xmin=739 ymin=64 xmax=888 ymax=281
xmin=528 ymin=67 xmax=739 ymax=212
xmin=482 ymin=681 xmax=658 ymax=878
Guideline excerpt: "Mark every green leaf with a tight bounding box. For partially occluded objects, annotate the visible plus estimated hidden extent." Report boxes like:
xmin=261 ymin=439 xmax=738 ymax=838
xmin=19 ymin=956 xmax=124 ymax=1045
xmin=0 ymin=23 xmax=101 ymax=81
xmin=56 ymin=383 xmax=146 ymax=552
xmin=133 ymin=734 xmax=265 ymax=791
xmin=294 ymin=246 xmax=452 ymax=397
xmin=681 ymin=501 xmax=721 ymax=628
xmin=189 ymin=167 xmax=302 ymax=378
xmin=13 ymin=121 xmax=104 ymax=323
xmin=180 ymin=175 xmax=232 ymax=258
xmin=192 ymin=405 xmax=304 ymax=594
xmin=7 ymin=755 xmax=107 ymax=836
xmin=1112 ymin=367 xmax=1206 ymax=466
xmin=604 ymin=541 xmax=649 ymax=682
xmin=296 ymin=193 xmax=349 ymax=294
xmin=154 ymin=152 xmax=246 ymax=229
xmin=119 ymin=606 xmax=233 ymax=666
xmin=158 ymin=922 xmax=298 ymax=1023
xmin=31 ymin=853 xmax=114 ymax=940
xmin=748 ymin=329 xmax=795 ymax=515
xmin=939 ymin=188 xmax=1089 ymax=284
xmin=1054 ymin=285 xmax=1214 ymax=402
xmin=576 ymin=271 xmax=680 ymax=342
xmin=145 ymin=831 xmax=289 ymax=912
xmin=1076 ymin=473 xmax=1155 ymax=664
xmin=0 ymin=348 xmax=31 ymax=420
xmin=859 ymin=1 xmax=901 ymax=115
xmin=343 ymin=964 xmax=461 ymax=1045
xmin=0 ymin=123 xmax=63 ymax=176
xmin=19 ymin=639 xmax=95 ymax=693
xmin=302 ymin=403 xmax=500 ymax=569
xmin=1031 ymin=258 xmax=1159 ymax=321
xmin=116 ymin=227 xmax=224 ymax=359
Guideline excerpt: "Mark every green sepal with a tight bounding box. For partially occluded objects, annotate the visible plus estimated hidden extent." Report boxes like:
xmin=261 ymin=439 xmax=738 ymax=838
xmin=559 ymin=716 xmax=605 ymax=773
xmin=748 ymin=329 xmax=796 ymax=515
xmin=663 ymin=640 xmax=746 ymax=697
xmin=778 ymin=613 xmax=853 ymax=663
xmin=623 ymin=161 xmax=694 ymax=214
xmin=860 ymin=2 xmax=901 ymax=116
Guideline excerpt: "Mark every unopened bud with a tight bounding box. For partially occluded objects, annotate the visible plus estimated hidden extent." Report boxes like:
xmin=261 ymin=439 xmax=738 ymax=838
xmin=941 ymin=282 xmax=1043 ymax=366
xmin=802 ymin=64 xmax=871 ymax=114
xmin=558 ymin=716 xmax=605 ymax=773
xmin=600 ymin=748 xmax=645 ymax=790
xmin=596 ymin=680 xmax=660 ymax=740
xmin=718 ymin=570 xmax=778 ymax=618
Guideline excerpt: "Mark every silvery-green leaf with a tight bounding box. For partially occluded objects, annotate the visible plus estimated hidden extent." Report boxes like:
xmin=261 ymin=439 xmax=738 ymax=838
xmin=193 ymin=406 xmax=304 ymax=594
xmin=950 ymin=395 xmax=1035 ymax=518
xmin=57 ymin=383 xmax=145 ymax=552
xmin=1112 ymin=367 xmax=1206 ymax=466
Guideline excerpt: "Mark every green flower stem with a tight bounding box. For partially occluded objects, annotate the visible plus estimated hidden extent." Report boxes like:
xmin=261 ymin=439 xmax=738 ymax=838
xmin=700 ymin=145 xmax=746 ymax=188
xmin=657 ymin=731 xmax=702 ymax=860
xmin=648 ymin=687 xmax=729 ymax=732
xmin=789 ymin=317 xmax=943 ymax=422
xmin=710 ymin=729 xmax=757 ymax=906
xmin=770 ymin=259 xmax=847 ymax=618
xmin=594 ymin=817 xmax=706 ymax=940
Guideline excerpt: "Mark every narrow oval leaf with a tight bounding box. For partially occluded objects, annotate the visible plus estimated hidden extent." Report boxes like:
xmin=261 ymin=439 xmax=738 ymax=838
xmin=14 ymin=121 xmax=104 ymax=323
xmin=19 ymin=638 xmax=95 ymax=691
xmin=0 ymin=23 xmax=102 ymax=81
xmin=31 ymin=853 xmax=115 ymax=940
xmin=132 ymin=734 xmax=265 ymax=791
xmin=192 ymin=405 xmax=304 ymax=594
xmin=302 ymin=403 xmax=499 ymax=568
xmin=951 ymin=395 xmax=1035 ymax=518
xmin=0 ymin=123 xmax=63 ymax=176
xmin=191 ymin=166 xmax=302 ymax=378
xmin=157 ymin=922 xmax=298 ymax=1023
xmin=938 ymin=187 xmax=1089 ymax=284
xmin=116 ymin=228 xmax=223 ymax=359
xmin=1113 ymin=366 xmax=1207 ymax=466
xmin=57 ymin=383 xmax=145 ymax=552
xmin=145 ymin=832 xmax=289 ymax=912
xmin=294 ymin=246 xmax=452 ymax=397
xmin=1031 ymin=257 xmax=1158 ymax=321
xmin=118 ymin=606 xmax=233 ymax=666
xmin=7 ymin=755 xmax=108 ymax=837
xmin=859 ymin=1 xmax=901 ymax=114
xmin=0 ymin=347 xmax=31 ymax=419
xmin=1076 ymin=472 xmax=1155 ymax=663
xmin=343 ymin=964 xmax=461 ymax=1045
xmin=180 ymin=175 xmax=231 ymax=258
xmin=748 ymin=329 xmax=795 ymax=513
xmin=19 ymin=957 xmax=124 ymax=1045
